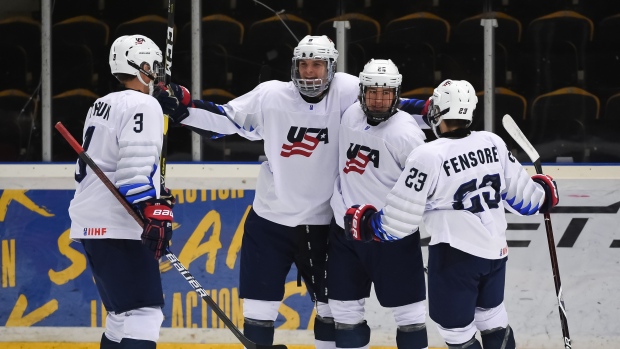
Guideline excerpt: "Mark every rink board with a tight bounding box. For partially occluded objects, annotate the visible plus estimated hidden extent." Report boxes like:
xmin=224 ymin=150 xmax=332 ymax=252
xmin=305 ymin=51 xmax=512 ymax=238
xmin=0 ymin=164 xmax=619 ymax=349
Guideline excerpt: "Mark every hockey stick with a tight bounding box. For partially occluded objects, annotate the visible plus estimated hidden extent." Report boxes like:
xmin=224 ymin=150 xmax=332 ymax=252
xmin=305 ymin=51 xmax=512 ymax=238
xmin=54 ymin=122 xmax=288 ymax=349
xmin=502 ymin=115 xmax=572 ymax=349
xmin=160 ymin=0 xmax=175 ymax=194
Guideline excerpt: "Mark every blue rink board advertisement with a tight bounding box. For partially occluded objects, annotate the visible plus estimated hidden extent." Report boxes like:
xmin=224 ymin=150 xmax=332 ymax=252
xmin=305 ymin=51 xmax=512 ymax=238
xmin=0 ymin=189 xmax=316 ymax=329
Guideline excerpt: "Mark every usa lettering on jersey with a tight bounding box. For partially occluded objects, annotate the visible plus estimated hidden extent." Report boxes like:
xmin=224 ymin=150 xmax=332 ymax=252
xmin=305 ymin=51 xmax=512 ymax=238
xmin=343 ymin=143 xmax=380 ymax=174
xmin=280 ymin=126 xmax=329 ymax=157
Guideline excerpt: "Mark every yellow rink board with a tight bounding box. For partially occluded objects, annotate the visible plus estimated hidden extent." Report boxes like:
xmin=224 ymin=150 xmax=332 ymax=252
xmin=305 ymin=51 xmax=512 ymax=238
xmin=0 ymin=345 xmax=444 ymax=349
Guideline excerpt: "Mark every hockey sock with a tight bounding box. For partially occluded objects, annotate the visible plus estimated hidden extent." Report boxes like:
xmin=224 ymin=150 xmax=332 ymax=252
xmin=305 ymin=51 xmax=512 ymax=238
xmin=100 ymin=333 xmax=121 ymax=349
xmin=335 ymin=320 xmax=371 ymax=349
xmin=314 ymin=315 xmax=336 ymax=349
xmin=481 ymin=326 xmax=516 ymax=349
xmin=396 ymin=323 xmax=428 ymax=349
xmin=447 ymin=336 xmax=482 ymax=349
xmin=244 ymin=317 xmax=275 ymax=346
xmin=119 ymin=338 xmax=156 ymax=349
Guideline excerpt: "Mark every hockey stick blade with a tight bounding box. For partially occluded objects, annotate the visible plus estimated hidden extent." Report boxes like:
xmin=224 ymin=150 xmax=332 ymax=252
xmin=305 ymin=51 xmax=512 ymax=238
xmin=54 ymin=122 xmax=288 ymax=349
xmin=502 ymin=114 xmax=542 ymax=173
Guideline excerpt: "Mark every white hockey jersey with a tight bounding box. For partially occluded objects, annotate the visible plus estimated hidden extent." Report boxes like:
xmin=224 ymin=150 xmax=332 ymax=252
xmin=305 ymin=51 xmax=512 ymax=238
xmin=331 ymin=102 xmax=426 ymax=228
xmin=375 ymin=131 xmax=546 ymax=260
xmin=182 ymin=73 xmax=360 ymax=226
xmin=69 ymin=90 xmax=164 ymax=240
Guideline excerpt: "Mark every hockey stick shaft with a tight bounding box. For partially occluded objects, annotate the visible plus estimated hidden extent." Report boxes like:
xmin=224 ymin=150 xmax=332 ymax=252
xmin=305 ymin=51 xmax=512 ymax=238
xmin=54 ymin=122 xmax=287 ymax=349
xmin=502 ymin=115 xmax=571 ymax=349
xmin=54 ymin=122 xmax=144 ymax=227
xmin=160 ymin=0 xmax=176 ymax=192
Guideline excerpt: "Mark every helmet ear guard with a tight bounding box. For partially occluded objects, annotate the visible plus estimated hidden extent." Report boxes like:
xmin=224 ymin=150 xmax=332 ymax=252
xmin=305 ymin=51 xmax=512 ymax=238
xmin=359 ymin=59 xmax=402 ymax=123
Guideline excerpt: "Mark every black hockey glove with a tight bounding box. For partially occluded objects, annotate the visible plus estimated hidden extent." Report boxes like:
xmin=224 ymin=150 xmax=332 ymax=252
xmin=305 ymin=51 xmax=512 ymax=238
xmin=160 ymin=187 xmax=176 ymax=207
xmin=531 ymin=174 xmax=559 ymax=213
xmin=136 ymin=199 xmax=174 ymax=259
xmin=344 ymin=204 xmax=379 ymax=242
xmin=153 ymin=83 xmax=192 ymax=125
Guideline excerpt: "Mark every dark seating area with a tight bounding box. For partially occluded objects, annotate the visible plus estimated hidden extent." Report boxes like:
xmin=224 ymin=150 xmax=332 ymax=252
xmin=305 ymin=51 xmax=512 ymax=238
xmin=1 ymin=0 xmax=619 ymax=162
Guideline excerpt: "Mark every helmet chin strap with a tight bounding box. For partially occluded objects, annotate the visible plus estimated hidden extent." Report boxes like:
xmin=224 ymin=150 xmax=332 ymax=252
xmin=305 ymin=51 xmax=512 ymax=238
xmin=431 ymin=117 xmax=443 ymax=139
xmin=137 ymin=73 xmax=155 ymax=95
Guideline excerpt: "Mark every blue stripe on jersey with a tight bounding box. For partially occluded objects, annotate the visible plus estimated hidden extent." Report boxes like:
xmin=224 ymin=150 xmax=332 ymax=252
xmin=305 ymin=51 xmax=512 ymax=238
xmin=399 ymin=98 xmax=426 ymax=115
xmin=504 ymin=192 xmax=540 ymax=215
xmin=193 ymin=100 xmax=227 ymax=116
xmin=118 ymin=164 xmax=156 ymax=204
xmin=370 ymin=210 xmax=399 ymax=241
xmin=193 ymin=100 xmax=248 ymax=131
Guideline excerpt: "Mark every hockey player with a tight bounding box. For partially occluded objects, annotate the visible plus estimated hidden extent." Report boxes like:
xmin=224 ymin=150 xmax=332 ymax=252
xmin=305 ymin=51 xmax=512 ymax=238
xmin=329 ymin=59 xmax=429 ymax=349
xmin=69 ymin=34 xmax=173 ymax=349
xmin=344 ymin=79 xmax=559 ymax=349
xmin=154 ymin=35 xmax=359 ymax=349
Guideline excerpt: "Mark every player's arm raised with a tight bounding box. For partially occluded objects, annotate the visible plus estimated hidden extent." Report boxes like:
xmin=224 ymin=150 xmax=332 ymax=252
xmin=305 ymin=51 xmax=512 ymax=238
xmin=155 ymin=82 xmax=264 ymax=141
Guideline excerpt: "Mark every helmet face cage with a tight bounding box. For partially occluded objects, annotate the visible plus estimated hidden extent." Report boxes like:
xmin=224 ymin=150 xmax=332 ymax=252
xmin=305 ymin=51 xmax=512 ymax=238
xmin=360 ymin=85 xmax=401 ymax=123
xmin=291 ymin=56 xmax=336 ymax=97
xmin=358 ymin=59 xmax=402 ymax=123
xmin=291 ymin=35 xmax=339 ymax=97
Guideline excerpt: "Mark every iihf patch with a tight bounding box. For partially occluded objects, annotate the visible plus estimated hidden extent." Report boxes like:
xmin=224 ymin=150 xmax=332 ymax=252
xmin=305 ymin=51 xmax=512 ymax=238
xmin=83 ymin=228 xmax=87 ymax=236
xmin=309 ymin=105 xmax=314 ymax=110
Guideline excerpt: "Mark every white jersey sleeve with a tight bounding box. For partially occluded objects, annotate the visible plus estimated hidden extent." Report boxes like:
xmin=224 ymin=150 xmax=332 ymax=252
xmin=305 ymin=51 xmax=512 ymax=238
xmin=374 ymin=131 xmax=546 ymax=259
xmin=180 ymin=82 xmax=276 ymax=141
xmin=69 ymin=90 xmax=164 ymax=240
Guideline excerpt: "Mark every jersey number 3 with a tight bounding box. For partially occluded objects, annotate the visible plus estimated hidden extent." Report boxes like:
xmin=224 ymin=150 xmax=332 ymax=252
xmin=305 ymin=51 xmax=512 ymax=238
xmin=452 ymin=173 xmax=501 ymax=213
xmin=75 ymin=126 xmax=95 ymax=183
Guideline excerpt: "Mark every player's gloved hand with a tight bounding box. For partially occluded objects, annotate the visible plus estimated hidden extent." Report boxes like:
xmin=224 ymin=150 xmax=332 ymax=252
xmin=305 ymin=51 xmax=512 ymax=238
xmin=153 ymin=82 xmax=192 ymax=124
xmin=531 ymin=174 xmax=559 ymax=213
xmin=421 ymin=97 xmax=431 ymax=118
xmin=344 ymin=204 xmax=378 ymax=242
xmin=136 ymin=199 xmax=174 ymax=259
xmin=160 ymin=187 xmax=176 ymax=208
xmin=421 ymin=97 xmax=433 ymax=127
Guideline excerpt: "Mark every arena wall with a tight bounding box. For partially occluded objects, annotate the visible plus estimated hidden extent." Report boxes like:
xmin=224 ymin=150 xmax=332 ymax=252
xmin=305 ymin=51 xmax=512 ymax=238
xmin=0 ymin=164 xmax=619 ymax=349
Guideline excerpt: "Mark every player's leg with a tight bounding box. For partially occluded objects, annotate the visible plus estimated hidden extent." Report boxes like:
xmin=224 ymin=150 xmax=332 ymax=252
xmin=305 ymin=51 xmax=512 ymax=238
xmin=82 ymin=238 xmax=164 ymax=349
xmin=372 ymin=232 xmax=428 ymax=349
xmin=326 ymin=220 xmax=372 ymax=349
xmin=427 ymin=243 xmax=482 ymax=349
xmin=239 ymin=208 xmax=300 ymax=345
xmin=475 ymin=257 xmax=516 ymax=349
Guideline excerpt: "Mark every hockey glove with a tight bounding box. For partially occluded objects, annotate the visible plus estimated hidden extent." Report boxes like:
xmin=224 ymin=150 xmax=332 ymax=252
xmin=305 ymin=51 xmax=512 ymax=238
xmin=160 ymin=187 xmax=176 ymax=207
xmin=153 ymin=82 xmax=192 ymax=124
xmin=531 ymin=174 xmax=559 ymax=213
xmin=344 ymin=204 xmax=379 ymax=242
xmin=136 ymin=199 xmax=174 ymax=259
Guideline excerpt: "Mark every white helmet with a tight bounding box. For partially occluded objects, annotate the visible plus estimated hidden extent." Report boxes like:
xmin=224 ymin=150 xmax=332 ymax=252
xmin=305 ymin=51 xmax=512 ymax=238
xmin=109 ymin=34 xmax=163 ymax=93
xmin=359 ymin=59 xmax=402 ymax=123
xmin=427 ymin=79 xmax=478 ymax=138
xmin=291 ymin=35 xmax=339 ymax=97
